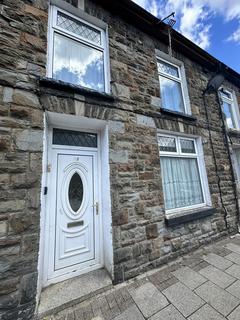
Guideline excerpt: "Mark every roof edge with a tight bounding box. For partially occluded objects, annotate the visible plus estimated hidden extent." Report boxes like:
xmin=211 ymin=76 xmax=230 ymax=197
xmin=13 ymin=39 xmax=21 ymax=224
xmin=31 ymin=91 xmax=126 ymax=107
xmin=92 ymin=0 xmax=240 ymax=87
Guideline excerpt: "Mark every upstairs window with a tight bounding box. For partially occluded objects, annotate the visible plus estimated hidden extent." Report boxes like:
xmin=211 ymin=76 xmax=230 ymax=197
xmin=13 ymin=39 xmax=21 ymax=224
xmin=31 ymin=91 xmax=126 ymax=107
xmin=48 ymin=6 xmax=108 ymax=92
xmin=157 ymin=59 xmax=188 ymax=114
xmin=220 ymin=90 xmax=240 ymax=130
xmin=158 ymin=134 xmax=210 ymax=215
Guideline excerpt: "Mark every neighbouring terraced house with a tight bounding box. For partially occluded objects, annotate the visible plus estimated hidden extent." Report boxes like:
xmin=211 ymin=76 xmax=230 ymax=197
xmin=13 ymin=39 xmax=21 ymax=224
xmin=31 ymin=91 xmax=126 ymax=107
xmin=0 ymin=0 xmax=240 ymax=319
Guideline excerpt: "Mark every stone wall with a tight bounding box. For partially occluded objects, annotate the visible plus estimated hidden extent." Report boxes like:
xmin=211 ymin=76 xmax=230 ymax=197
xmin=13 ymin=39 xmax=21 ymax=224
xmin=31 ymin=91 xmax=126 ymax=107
xmin=0 ymin=1 xmax=46 ymax=319
xmin=0 ymin=0 xmax=239 ymax=319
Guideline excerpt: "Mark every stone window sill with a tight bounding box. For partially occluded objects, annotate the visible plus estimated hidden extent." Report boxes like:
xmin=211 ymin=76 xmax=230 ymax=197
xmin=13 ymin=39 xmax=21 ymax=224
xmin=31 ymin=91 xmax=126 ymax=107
xmin=39 ymin=77 xmax=116 ymax=102
xmin=165 ymin=206 xmax=217 ymax=227
xmin=160 ymin=108 xmax=197 ymax=121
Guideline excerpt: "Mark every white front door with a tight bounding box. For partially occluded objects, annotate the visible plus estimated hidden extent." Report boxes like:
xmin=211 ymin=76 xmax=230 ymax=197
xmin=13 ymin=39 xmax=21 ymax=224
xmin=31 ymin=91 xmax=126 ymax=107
xmin=45 ymin=143 xmax=102 ymax=284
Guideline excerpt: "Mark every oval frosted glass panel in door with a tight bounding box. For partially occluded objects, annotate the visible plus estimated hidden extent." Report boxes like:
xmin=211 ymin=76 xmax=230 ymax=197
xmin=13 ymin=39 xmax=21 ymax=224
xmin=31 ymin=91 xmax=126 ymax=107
xmin=68 ymin=172 xmax=83 ymax=213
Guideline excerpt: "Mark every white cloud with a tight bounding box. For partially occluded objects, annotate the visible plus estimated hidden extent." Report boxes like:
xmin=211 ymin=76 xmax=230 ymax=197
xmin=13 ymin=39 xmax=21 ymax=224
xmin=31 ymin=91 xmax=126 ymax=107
xmin=132 ymin=0 xmax=240 ymax=49
xmin=227 ymin=25 xmax=240 ymax=44
xmin=132 ymin=0 xmax=147 ymax=7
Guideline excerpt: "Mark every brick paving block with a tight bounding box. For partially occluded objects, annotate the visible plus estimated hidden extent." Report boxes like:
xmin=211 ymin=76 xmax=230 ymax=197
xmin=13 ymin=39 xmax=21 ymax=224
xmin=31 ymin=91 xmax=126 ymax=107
xmin=225 ymin=253 xmax=240 ymax=265
xmin=113 ymin=305 xmax=144 ymax=320
xmin=226 ymin=264 xmax=240 ymax=280
xmin=227 ymin=305 xmax=240 ymax=320
xmin=189 ymin=304 xmax=226 ymax=320
xmin=156 ymin=276 xmax=179 ymax=292
xmin=195 ymin=281 xmax=239 ymax=316
xmin=172 ymin=266 xmax=207 ymax=290
xmin=226 ymin=243 xmax=240 ymax=255
xmin=75 ymin=303 xmax=94 ymax=320
xmin=128 ymin=282 xmax=168 ymax=318
xmin=113 ymin=288 xmax=133 ymax=312
xmin=105 ymin=292 xmax=119 ymax=310
xmin=199 ymin=265 xmax=236 ymax=289
xmin=226 ymin=280 xmax=240 ymax=299
xmin=203 ymin=253 xmax=233 ymax=270
xmin=149 ymin=268 xmax=172 ymax=284
xmin=149 ymin=304 xmax=185 ymax=320
xmin=162 ymin=282 xmax=204 ymax=317
xmin=192 ymin=260 xmax=210 ymax=272
xmin=213 ymin=246 xmax=232 ymax=257
xmin=91 ymin=296 xmax=108 ymax=318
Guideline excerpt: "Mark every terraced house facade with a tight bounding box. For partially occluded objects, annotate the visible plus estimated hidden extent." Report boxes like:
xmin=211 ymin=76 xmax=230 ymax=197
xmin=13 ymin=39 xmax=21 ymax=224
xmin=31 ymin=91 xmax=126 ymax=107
xmin=0 ymin=0 xmax=240 ymax=319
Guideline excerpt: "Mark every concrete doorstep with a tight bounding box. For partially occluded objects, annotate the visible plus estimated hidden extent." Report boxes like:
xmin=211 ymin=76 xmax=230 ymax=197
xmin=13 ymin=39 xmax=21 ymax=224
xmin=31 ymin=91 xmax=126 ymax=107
xmin=37 ymin=269 xmax=113 ymax=319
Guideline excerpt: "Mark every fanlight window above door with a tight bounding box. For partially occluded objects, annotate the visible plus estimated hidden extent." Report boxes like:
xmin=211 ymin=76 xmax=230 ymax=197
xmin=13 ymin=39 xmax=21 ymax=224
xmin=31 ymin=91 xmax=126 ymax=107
xmin=68 ymin=172 xmax=83 ymax=212
xmin=53 ymin=128 xmax=97 ymax=148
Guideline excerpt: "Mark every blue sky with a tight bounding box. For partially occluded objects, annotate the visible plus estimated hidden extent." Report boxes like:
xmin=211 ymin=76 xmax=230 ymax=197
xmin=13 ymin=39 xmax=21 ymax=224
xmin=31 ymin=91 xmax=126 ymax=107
xmin=132 ymin=0 xmax=240 ymax=73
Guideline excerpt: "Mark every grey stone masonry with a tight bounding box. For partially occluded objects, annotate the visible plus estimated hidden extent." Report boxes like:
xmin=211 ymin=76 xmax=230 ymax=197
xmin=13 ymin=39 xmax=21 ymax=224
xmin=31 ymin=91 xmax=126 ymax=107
xmin=0 ymin=0 xmax=239 ymax=319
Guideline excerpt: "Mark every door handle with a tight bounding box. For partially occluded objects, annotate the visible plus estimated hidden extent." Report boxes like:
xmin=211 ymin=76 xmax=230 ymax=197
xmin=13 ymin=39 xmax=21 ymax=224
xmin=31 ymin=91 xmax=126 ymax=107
xmin=92 ymin=202 xmax=99 ymax=215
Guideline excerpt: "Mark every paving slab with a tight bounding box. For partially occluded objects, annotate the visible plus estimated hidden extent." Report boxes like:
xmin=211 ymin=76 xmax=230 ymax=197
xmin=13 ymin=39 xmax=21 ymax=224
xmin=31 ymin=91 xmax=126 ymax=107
xmin=195 ymin=281 xmax=240 ymax=316
xmin=162 ymin=282 xmax=204 ymax=317
xmin=227 ymin=305 xmax=240 ymax=320
xmin=189 ymin=304 xmax=226 ymax=320
xmin=128 ymin=282 xmax=168 ymax=318
xmin=172 ymin=266 xmax=206 ymax=290
xmin=225 ymin=252 xmax=240 ymax=265
xmin=226 ymin=243 xmax=240 ymax=255
xmin=199 ymin=265 xmax=236 ymax=289
xmin=226 ymin=280 xmax=240 ymax=299
xmin=226 ymin=264 xmax=240 ymax=280
xmin=203 ymin=253 xmax=233 ymax=270
xmin=113 ymin=305 xmax=144 ymax=320
xmin=149 ymin=304 xmax=185 ymax=320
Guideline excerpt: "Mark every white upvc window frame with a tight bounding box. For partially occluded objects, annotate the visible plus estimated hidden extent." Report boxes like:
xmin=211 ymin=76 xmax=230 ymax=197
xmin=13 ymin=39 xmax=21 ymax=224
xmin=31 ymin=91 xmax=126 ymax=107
xmin=158 ymin=133 xmax=211 ymax=216
xmin=220 ymin=89 xmax=240 ymax=130
xmin=233 ymin=148 xmax=240 ymax=184
xmin=47 ymin=5 xmax=110 ymax=93
xmin=157 ymin=56 xmax=191 ymax=115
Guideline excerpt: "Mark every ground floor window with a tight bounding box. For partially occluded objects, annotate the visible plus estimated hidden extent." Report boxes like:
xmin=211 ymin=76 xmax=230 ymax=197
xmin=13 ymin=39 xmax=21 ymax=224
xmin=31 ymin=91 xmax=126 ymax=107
xmin=158 ymin=134 xmax=210 ymax=215
xmin=233 ymin=148 xmax=240 ymax=183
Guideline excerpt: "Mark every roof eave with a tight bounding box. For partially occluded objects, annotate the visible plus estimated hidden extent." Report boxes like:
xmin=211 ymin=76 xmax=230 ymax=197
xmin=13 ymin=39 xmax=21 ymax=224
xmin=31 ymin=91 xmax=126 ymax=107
xmin=92 ymin=0 xmax=240 ymax=87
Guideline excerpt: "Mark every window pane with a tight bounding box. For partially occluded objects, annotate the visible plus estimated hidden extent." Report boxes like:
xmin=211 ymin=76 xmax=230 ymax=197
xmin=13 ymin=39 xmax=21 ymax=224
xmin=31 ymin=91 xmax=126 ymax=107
xmin=223 ymin=101 xmax=235 ymax=129
xmin=235 ymin=149 xmax=240 ymax=168
xmin=180 ymin=139 xmax=195 ymax=154
xmin=53 ymin=33 xmax=104 ymax=91
xmin=57 ymin=11 xmax=101 ymax=45
xmin=53 ymin=128 xmax=97 ymax=147
xmin=160 ymin=76 xmax=185 ymax=113
xmin=160 ymin=157 xmax=204 ymax=210
xmin=159 ymin=136 xmax=176 ymax=152
xmin=158 ymin=61 xmax=179 ymax=77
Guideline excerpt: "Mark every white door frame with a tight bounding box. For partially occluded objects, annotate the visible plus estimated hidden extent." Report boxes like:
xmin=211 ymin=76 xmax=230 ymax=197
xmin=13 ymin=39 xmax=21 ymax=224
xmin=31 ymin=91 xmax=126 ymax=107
xmin=37 ymin=112 xmax=113 ymax=294
xmin=45 ymin=140 xmax=103 ymax=285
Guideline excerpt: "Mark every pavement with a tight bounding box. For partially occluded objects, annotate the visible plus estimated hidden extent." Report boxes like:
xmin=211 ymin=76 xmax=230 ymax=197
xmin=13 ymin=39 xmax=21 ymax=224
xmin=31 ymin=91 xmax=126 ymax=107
xmin=43 ymin=234 xmax=240 ymax=320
